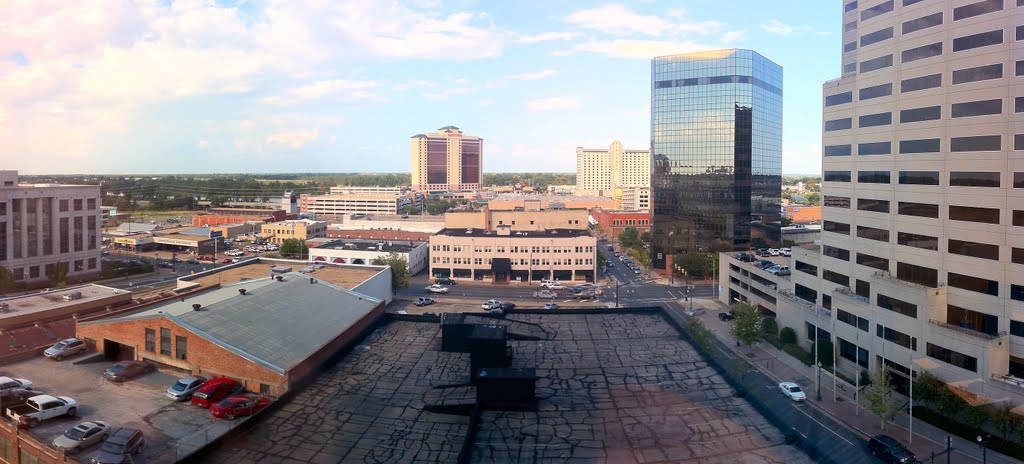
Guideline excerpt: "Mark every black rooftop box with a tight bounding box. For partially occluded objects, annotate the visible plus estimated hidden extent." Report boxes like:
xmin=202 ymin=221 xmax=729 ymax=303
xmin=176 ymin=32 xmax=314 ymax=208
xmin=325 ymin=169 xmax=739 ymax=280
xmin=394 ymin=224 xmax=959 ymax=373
xmin=475 ymin=367 xmax=538 ymax=410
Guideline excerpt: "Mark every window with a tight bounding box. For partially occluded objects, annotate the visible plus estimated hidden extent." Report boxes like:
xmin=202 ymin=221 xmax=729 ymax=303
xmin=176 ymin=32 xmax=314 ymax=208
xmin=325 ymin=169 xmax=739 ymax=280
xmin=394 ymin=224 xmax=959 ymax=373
xmin=839 ymin=338 xmax=869 ymax=368
xmin=949 ymin=171 xmax=1000 ymax=187
xmin=59 ymin=200 xmax=68 ymax=212
xmin=260 ymin=383 xmax=271 ymax=395
xmin=843 ymin=62 xmax=857 ymax=74
xmin=898 ymin=232 xmax=938 ymax=250
xmin=861 ymin=54 xmax=894 ymax=72
xmin=824 ymin=171 xmax=852 ymax=182
xmin=838 ymin=309 xmax=870 ymax=332
xmin=824 ymin=145 xmax=852 ymax=156
xmin=160 ymin=328 xmax=171 ymax=356
xmin=904 ymin=0 xmax=926 ymax=5
xmin=1014 ymin=285 xmax=1024 ymax=302
xmin=1016 ymin=172 xmax=1024 ymax=188
xmin=824 ymin=221 xmax=851 ymax=235
xmin=953 ymin=63 xmax=1003 ymax=84
xmin=825 ymin=91 xmax=853 ymax=107
xmin=856 ymin=279 xmax=871 ymax=298
xmin=902 ymin=12 xmax=943 ymax=34
xmin=1017 ymin=135 xmax=1024 ymax=150
xmin=175 ymin=336 xmax=187 ymax=360
xmin=878 ymin=294 xmax=918 ymax=318
xmin=900 ymin=106 xmax=941 ymax=123
xmin=845 ymin=21 xmax=859 ymax=32
xmin=845 ymin=1 xmax=858 ymax=12
xmin=73 ymin=199 xmax=82 ymax=211
xmin=901 ymin=73 xmax=942 ymax=93
xmin=795 ymin=261 xmax=818 ymax=276
xmin=857 ymin=253 xmax=889 ymax=271
xmin=859 ymin=112 xmax=892 ymax=127
xmin=951 ymin=135 xmax=1001 ymax=152
xmin=901 ymin=42 xmax=942 ymax=63
xmin=948 ymin=272 xmax=999 ymax=296
xmin=1019 ymin=24 xmax=1024 ymax=40
xmin=952 ymin=99 xmax=1002 ymax=118
xmin=824 ymin=118 xmax=853 ymax=131
xmin=858 ymin=170 xmax=891 ymax=184
xmin=861 ymin=27 xmax=894 ymax=47
xmin=824 ymin=196 xmax=851 ymax=208
xmin=857 ymin=225 xmax=889 ymax=242
xmin=844 ymin=41 xmax=857 ymax=53
xmin=858 ymin=142 xmax=891 ymax=155
xmin=1012 ymin=320 xmax=1024 ymax=337
xmin=824 ymin=245 xmax=850 ymax=261
xmin=795 ymin=284 xmax=818 ymax=303
xmin=949 ymin=205 xmax=1000 ymax=224
xmin=1018 ymin=97 xmax=1024 ymax=113
xmin=861 ymin=0 xmax=894 ymax=20
xmin=948 ymin=239 xmax=999 ymax=260
xmin=899 ymin=171 xmax=939 ymax=185
xmin=927 ymin=343 xmax=977 ymax=372
xmin=857 ymin=198 xmax=890 ymax=213
xmin=823 ymin=269 xmax=850 ymax=287
xmin=145 ymin=329 xmax=156 ymax=352
xmin=897 ymin=261 xmax=938 ymax=287
xmin=953 ymin=0 xmax=1003 ymax=20
xmin=899 ymin=138 xmax=940 ymax=154
xmin=1013 ymin=247 xmax=1024 ymax=265
xmin=1018 ymin=60 xmax=1024 ymax=76
xmin=1016 ymin=210 xmax=1024 ymax=226
xmin=878 ymin=325 xmax=917 ymax=350
xmin=953 ymin=29 xmax=1004 ymax=52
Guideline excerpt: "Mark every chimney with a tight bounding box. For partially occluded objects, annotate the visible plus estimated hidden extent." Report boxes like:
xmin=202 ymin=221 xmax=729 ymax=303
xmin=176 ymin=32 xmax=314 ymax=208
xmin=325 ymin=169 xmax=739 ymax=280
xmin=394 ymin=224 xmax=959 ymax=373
xmin=192 ymin=304 xmax=202 ymax=311
xmin=238 ymin=289 xmax=247 ymax=295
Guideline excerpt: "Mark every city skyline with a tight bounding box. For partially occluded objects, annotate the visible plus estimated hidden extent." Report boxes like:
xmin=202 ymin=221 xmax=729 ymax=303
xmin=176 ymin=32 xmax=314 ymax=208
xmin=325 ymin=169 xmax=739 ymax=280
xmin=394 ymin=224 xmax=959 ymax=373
xmin=2 ymin=1 xmax=839 ymax=175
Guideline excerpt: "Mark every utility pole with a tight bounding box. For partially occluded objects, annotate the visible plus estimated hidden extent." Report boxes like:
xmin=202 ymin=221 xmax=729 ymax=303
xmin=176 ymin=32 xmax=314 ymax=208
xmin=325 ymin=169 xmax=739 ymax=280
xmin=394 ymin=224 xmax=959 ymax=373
xmin=814 ymin=323 xmax=822 ymax=401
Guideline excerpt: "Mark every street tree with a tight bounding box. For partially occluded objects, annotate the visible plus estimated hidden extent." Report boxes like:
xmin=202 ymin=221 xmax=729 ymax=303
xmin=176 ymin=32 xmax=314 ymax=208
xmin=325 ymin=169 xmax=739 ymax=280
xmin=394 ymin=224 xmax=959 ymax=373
xmin=864 ymin=367 xmax=898 ymax=430
xmin=402 ymin=204 xmax=418 ymax=216
xmin=279 ymin=239 xmax=308 ymax=259
xmin=46 ymin=262 xmax=69 ymax=288
xmin=729 ymin=302 xmax=763 ymax=350
xmin=372 ymin=252 xmax=410 ymax=293
xmin=0 ymin=266 xmax=13 ymax=293
xmin=596 ymin=251 xmax=607 ymax=270
xmin=618 ymin=227 xmax=641 ymax=250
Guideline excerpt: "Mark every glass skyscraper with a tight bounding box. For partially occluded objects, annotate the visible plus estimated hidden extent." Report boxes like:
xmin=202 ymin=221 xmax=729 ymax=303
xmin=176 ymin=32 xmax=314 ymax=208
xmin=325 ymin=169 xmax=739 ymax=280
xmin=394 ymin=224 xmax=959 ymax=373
xmin=650 ymin=49 xmax=783 ymax=271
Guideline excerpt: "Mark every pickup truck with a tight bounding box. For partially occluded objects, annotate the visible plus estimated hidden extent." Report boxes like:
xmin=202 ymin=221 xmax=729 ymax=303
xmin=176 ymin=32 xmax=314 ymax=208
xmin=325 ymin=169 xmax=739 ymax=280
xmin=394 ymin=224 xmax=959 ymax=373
xmin=7 ymin=394 xmax=77 ymax=428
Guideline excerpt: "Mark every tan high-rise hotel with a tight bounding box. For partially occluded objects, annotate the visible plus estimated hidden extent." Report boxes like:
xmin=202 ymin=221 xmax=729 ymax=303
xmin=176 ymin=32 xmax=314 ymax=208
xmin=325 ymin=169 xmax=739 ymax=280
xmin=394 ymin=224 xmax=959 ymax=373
xmin=410 ymin=126 xmax=483 ymax=192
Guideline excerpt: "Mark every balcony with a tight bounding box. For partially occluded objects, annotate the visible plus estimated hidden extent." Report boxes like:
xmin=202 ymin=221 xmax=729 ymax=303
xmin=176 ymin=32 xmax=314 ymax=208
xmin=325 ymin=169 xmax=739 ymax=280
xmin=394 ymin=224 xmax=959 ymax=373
xmin=993 ymin=373 xmax=1024 ymax=390
xmin=927 ymin=319 xmax=1005 ymax=345
xmin=834 ymin=286 xmax=870 ymax=305
xmin=776 ymin=289 xmax=831 ymax=320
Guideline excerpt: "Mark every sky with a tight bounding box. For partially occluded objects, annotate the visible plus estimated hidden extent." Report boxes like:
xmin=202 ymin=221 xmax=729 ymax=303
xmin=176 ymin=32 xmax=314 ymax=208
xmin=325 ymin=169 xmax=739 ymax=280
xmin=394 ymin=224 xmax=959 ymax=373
xmin=0 ymin=0 xmax=841 ymax=175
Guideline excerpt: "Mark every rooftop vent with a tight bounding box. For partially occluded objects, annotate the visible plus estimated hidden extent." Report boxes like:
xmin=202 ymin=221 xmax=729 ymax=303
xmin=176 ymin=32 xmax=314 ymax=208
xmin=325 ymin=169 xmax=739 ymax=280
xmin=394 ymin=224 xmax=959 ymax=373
xmin=275 ymin=275 xmax=284 ymax=282
xmin=62 ymin=291 xmax=83 ymax=301
xmin=238 ymin=289 xmax=247 ymax=295
xmin=192 ymin=304 xmax=202 ymax=311
xmin=0 ymin=303 xmax=9 ymax=313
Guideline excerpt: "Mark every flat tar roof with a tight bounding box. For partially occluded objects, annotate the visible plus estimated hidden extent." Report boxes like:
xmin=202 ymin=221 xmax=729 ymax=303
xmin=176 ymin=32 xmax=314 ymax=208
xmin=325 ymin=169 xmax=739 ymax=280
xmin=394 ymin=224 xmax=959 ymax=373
xmin=184 ymin=259 xmax=383 ymax=290
xmin=314 ymin=239 xmax=423 ymax=253
xmin=0 ymin=285 xmax=130 ymax=318
xmin=435 ymin=228 xmax=591 ymax=238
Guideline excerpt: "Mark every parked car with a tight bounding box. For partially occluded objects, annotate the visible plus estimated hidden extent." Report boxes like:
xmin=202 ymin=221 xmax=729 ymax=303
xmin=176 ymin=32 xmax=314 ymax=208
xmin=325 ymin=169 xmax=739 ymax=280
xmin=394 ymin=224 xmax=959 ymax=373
xmin=768 ymin=248 xmax=780 ymax=256
xmin=868 ymin=435 xmax=916 ymax=463
xmin=683 ymin=307 xmax=705 ymax=316
xmin=210 ymin=394 xmax=272 ymax=420
xmin=7 ymin=394 xmax=77 ymax=428
xmin=735 ymin=253 xmax=752 ymax=262
xmin=718 ymin=312 xmax=736 ymax=322
xmin=779 ymin=247 xmax=792 ymax=256
xmin=498 ymin=303 xmax=516 ymax=311
xmin=756 ymin=248 xmax=770 ymax=257
xmin=768 ymin=265 xmax=791 ymax=276
xmin=92 ymin=427 xmax=145 ymax=464
xmin=757 ymin=259 xmax=774 ymax=268
xmin=166 ymin=376 xmax=208 ymax=401
xmin=414 ymin=297 xmax=434 ymax=306
xmin=0 ymin=376 xmax=33 ymax=394
xmin=156 ymin=261 xmax=173 ymax=269
xmin=45 ymin=338 xmax=87 ymax=361
xmin=1 ymin=388 xmax=39 ymax=409
xmin=425 ymin=284 xmax=449 ymax=294
xmin=778 ymin=382 xmax=806 ymax=402
xmin=103 ymin=361 xmax=153 ymax=382
xmin=543 ymin=303 xmax=559 ymax=310
xmin=191 ymin=377 xmax=242 ymax=408
xmin=481 ymin=300 xmax=502 ymax=310
xmin=53 ymin=420 xmax=111 ymax=454
xmin=606 ymin=263 xmax=614 ymax=268
xmin=533 ymin=290 xmax=557 ymax=299
xmin=546 ymin=283 xmax=567 ymax=290
xmin=434 ymin=277 xmax=456 ymax=286
xmin=221 ymin=259 xmax=232 ymax=264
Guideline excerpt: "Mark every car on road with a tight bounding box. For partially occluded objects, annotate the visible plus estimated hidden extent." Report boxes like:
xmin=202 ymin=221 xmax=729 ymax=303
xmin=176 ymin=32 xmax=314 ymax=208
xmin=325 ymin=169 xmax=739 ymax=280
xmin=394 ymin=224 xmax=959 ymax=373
xmin=156 ymin=261 xmax=174 ymax=269
xmin=434 ymin=277 xmax=456 ymax=286
xmin=192 ymin=377 xmax=242 ymax=408
xmin=7 ymin=394 xmax=77 ymax=428
xmin=92 ymin=427 xmax=145 ymax=464
xmin=414 ymin=297 xmax=434 ymax=306
xmin=633 ymin=269 xmax=641 ymax=274
xmin=44 ymin=338 xmax=87 ymax=361
xmin=533 ymin=290 xmax=557 ymax=299
xmin=545 ymin=283 xmax=567 ymax=290
xmin=482 ymin=299 xmax=502 ymax=310
xmin=52 ymin=420 xmax=111 ymax=454
xmin=0 ymin=376 xmax=33 ymax=394
xmin=778 ymin=382 xmax=806 ymax=402
xmin=166 ymin=375 xmax=208 ymax=401
xmin=683 ymin=307 xmax=705 ymax=316
xmin=543 ymin=303 xmax=559 ymax=310
xmin=606 ymin=263 xmax=614 ymax=268
xmin=718 ymin=312 xmax=736 ymax=322
xmin=221 ymin=259 xmax=232 ymax=264
xmin=186 ymin=259 xmax=199 ymax=264
xmin=868 ymin=435 xmax=915 ymax=463
xmin=210 ymin=394 xmax=272 ymax=420
xmin=425 ymin=284 xmax=449 ymax=294
xmin=103 ymin=360 xmax=153 ymax=382
xmin=498 ymin=303 xmax=516 ymax=311
xmin=613 ymin=252 xmax=621 ymax=257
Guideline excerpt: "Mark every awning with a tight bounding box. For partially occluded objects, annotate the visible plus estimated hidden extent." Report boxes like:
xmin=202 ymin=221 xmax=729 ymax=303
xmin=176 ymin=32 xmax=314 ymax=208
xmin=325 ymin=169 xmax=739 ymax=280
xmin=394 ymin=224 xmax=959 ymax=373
xmin=313 ymin=256 xmax=326 ymax=262
xmin=946 ymin=381 xmax=996 ymax=407
xmin=333 ymin=258 xmax=345 ymax=264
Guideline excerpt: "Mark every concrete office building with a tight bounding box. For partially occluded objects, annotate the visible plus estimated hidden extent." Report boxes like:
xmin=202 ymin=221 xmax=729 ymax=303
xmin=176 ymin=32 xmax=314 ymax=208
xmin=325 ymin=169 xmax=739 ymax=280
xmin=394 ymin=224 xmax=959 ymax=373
xmin=429 ymin=228 xmax=597 ymax=284
xmin=261 ymin=219 xmax=327 ymax=245
xmin=310 ymin=239 xmax=430 ymax=275
xmin=650 ymin=49 xmax=783 ymax=272
xmin=300 ymin=188 xmax=424 ymax=218
xmin=0 ymin=170 xmax=102 ymax=286
xmin=722 ymin=0 xmax=1024 ymax=404
xmin=411 ymin=126 xmax=483 ymax=192
xmin=444 ymin=209 xmax=589 ymax=232
xmin=488 ymin=194 xmax=616 ymax=211
xmin=576 ymin=141 xmax=651 ymax=191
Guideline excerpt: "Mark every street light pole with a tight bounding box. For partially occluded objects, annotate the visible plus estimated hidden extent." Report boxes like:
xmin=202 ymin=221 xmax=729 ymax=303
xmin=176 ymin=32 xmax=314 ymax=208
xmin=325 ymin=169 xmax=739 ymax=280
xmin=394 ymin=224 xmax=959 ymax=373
xmin=815 ymin=323 xmax=822 ymax=401
xmin=977 ymin=434 xmax=988 ymax=464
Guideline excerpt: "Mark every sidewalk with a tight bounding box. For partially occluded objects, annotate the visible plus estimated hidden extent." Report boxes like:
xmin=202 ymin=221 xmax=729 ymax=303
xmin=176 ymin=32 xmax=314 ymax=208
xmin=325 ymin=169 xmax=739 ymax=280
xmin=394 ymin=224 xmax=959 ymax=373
xmin=687 ymin=298 xmax=1018 ymax=464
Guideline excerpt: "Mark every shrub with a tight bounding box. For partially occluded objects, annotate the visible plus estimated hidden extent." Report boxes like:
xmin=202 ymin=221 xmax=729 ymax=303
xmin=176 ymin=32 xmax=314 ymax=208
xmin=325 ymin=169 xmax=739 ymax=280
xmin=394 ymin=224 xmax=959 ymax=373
xmin=763 ymin=333 xmax=783 ymax=349
xmin=761 ymin=317 xmax=778 ymax=337
xmin=779 ymin=327 xmax=797 ymax=345
xmin=782 ymin=343 xmax=814 ymax=366
xmin=913 ymin=406 xmax=1024 ymax=461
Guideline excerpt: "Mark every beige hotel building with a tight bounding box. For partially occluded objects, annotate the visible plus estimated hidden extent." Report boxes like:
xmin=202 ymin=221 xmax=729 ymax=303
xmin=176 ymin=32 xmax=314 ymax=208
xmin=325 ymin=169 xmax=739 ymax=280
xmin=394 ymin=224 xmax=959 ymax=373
xmin=722 ymin=0 xmax=1024 ymax=404
xmin=411 ymin=126 xmax=482 ymax=193
xmin=575 ymin=140 xmax=651 ymax=210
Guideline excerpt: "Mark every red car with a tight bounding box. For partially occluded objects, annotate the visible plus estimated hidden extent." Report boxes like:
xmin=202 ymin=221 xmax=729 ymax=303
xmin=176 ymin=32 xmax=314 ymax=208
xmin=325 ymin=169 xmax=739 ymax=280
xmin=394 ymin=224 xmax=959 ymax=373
xmin=210 ymin=394 xmax=271 ymax=420
xmin=190 ymin=378 xmax=241 ymax=408
xmin=221 ymin=259 xmax=232 ymax=263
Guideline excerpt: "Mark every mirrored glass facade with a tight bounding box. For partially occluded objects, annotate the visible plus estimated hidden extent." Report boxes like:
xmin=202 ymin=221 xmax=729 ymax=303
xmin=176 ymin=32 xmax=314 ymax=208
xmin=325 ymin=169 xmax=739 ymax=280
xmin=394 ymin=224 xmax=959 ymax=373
xmin=650 ymin=49 xmax=782 ymax=269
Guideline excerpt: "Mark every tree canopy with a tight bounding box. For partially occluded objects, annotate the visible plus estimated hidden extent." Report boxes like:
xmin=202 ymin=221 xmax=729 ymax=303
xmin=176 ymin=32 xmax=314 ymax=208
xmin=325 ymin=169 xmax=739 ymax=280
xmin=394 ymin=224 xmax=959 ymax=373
xmin=729 ymin=302 xmax=763 ymax=349
xmin=279 ymin=239 xmax=308 ymax=258
xmin=372 ymin=252 xmax=410 ymax=292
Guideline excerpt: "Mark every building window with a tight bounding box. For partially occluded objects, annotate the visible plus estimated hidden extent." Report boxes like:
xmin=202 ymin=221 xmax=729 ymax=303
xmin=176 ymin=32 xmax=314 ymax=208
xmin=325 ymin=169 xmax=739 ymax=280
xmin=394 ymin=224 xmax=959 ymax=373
xmin=949 ymin=172 xmax=1000 ymax=187
xmin=927 ymin=343 xmax=977 ymax=372
xmin=1011 ymin=320 xmax=1024 ymax=337
xmin=900 ymin=106 xmax=941 ymax=123
xmin=795 ymin=284 xmax=817 ymax=303
xmin=952 ymin=99 xmax=1002 ymax=118
xmin=857 ymin=226 xmax=889 ymax=242
xmin=145 ymin=329 xmax=156 ymax=352
xmin=824 ymin=171 xmax=851 ymax=182
xmin=861 ymin=54 xmax=894 ymax=72
xmin=73 ymin=199 xmax=82 ymax=211
xmin=861 ymin=26 xmax=894 ymax=47
xmin=899 ymin=138 xmax=940 ymax=154
xmin=859 ymin=82 xmax=893 ymax=101
xmin=824 ymin=221 xmax=850 ymax=235
xmin=858 ymin=142 xmax=891 ymax=155
xmin=897 ymin=232 xmax=938 ymax=250
xmin=795 ymin=261 xmax=818 ymax=276
xmin=823 ymin=246 xmax=850 ymax=261
xmin=951 ymin=135 xmax=1001 ymax=152
xmin=839 ymin=338 xmax=869 ymax=368
xmin=861 ymin=0 xmax=894 ymax=20
xmin=858 ymin=170 xmax=890 ymax=184
xmin=824 ymin=118 xmax=853 ymax=131
xmin=949 ymin=205 xmax=1000 ymax=224
xmin=901 ymin=42 xmax=942 ymax=63
xmin=160 ymin=328 xmax=171 ymax=356
xmin=948 ymin=272 xmax=999 ymax=296
xmin=877 ymin=325 xmax=917 ymax=350
xmin=953 ymin=0 xmax=1004 ymax=21
xmin=175 ymin=336 xmax=187 ymax=360
xmin=901 ymin=73 xmax=942 ymax=93
xmin=824 ymin=196 xmax=851 ymax=208
xmin=856 ymin=253 xmax=889 ymax=271
xmin=838 ymin=309 xmax=870 ymax=332
xmin=59 ymin=200 xmax=68 ymax=212
xmin=825 ymin=91 xmax=853 ymax=106
xmin=902 ymin=12 xmax=943 ymax=34
xmin=898 ymin=201 xmax=939 ymax=218
xmin=824 ymin=145 xmax=852 ymax=156
xmin=896 ymin=262 xmax=938 ymax=287
xmin=823 ymin=269 xmax=850 ymax=287
xmin=953 ymin=63 xmax=1003 ymax=85
xmin=878 ymin=294 xmax=917 ymax=318
xmin=898 ymin=171 xmax=939 ymax=185
xmin=952 ymin=29 xmax=1003 ymax=52
xmin=859 ymin=112 xmax=892 ymax=127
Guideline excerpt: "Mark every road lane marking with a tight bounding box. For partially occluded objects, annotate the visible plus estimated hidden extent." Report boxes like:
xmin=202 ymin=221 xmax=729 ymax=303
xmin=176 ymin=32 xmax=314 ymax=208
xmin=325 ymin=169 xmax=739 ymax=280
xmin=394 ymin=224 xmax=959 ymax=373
xmin=791 ymin=404 xmax=853 ymax=446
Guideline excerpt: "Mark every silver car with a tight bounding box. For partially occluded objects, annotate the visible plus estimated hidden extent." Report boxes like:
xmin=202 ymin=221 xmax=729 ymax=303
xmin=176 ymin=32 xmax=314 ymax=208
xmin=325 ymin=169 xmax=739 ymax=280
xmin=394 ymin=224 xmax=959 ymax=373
xmin=44 ymin=338 xmax=87 ymax=361
xmin=52 ymin=420 xmax=110 ymax=454
xmin=166 ymin=376 xmax=208 ymax=401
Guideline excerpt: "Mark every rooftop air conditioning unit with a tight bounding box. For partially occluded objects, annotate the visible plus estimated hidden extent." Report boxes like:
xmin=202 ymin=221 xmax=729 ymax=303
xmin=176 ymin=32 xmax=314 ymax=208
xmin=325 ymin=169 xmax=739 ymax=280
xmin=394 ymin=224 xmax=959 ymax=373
xmin=62 ymin=291 xmax=82 ymax=301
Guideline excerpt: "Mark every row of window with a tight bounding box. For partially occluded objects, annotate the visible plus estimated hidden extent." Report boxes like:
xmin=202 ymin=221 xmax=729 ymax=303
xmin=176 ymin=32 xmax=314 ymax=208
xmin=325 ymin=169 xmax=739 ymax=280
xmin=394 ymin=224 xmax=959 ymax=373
xmin=144 ymin=328 xmax=188 ymax=360
xmin=823 ymin=133 xmax=1020 ymax=156
xmin=432 ymin=245 xmax=596 ymax=254
xmin=432 ymin=257 xmax=594 ymax=266
xmin=8 ymin=258 xmax=98 ymax=281
xmin=828 ymin=59 xmax=1024 ymax=107
xmin=826 ymin=99 xmax=1015 ymax=133
xmin=821 ymin=257 xmax=1003 ymax=298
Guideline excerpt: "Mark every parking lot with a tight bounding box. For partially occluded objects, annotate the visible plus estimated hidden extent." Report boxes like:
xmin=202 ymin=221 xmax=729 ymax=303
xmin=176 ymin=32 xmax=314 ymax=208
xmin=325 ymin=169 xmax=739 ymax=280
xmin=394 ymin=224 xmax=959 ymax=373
xmin=1 ymin=354 xmax=252 ymax=463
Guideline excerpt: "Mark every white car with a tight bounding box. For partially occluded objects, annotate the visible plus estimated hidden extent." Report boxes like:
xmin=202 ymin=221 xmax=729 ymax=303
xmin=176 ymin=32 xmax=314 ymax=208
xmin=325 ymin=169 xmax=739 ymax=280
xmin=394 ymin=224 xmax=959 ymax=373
xmin=768 ymin=248 xmax=780 ymax=256
xmin=543 ymin=303 xmax=559 ymax=310
xmin=482 ymin=299 xmax=502 ymax=310
xmin=0 ymin=376 xmax=32 ymax=394
xmin=779 ymin=248 xmax=792 ymax=256
xmin=414 ymin=297 xmax=434 ymax=306
xmin=546 ymin=284 xmax=567 ymax=290
xmin=425 ymin=285 xmax=448 ymax=294
xmin=778 ymin=382 xmax=806 ymax=402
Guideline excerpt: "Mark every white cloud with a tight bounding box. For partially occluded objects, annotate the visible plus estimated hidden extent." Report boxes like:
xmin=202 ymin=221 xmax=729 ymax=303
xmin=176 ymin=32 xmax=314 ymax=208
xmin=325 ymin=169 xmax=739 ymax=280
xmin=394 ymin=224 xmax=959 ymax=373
xmin=515 ymin=31 xmax=582 ymax=44
xmin=554 ymin=39 xmax=715 ymax=59
xmin=526 ymin=96 xmax=578 ymax=112
xmin=760 ymin=19 xmax=830 ymax=37
xmin=261 ymin=79 xmax=380 ymax=106
xmin=505 ymin=70 xmax=558 ymax=81
xmin=266 ymin=128 xmax=319 ymax=148
xmin=721 ymin=30 xmax=745 ymax=43
xmin=563 ymin=4 xmax=722 ymax=37
xmin=455 ymin=77 xmax=466 ymax=84
xmin=422 ymin=87 xmax=476 ymax=101
xmin=393 ymin=80 xmax=437 ymax=91
xmin=197 ymin=140 xmax=209 ymax=150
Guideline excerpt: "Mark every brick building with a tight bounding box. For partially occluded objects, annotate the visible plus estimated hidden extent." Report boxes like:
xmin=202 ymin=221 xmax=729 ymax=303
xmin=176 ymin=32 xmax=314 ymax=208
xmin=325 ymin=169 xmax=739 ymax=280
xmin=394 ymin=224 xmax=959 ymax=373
xmin=326 ymin=228 xmax=433 ymax=242
xmin=589 ymin=208 xmax=652 ymax=241
xmin=191 ymin=208 xmax=294 ymax=227
xmin=781 ymin=205 xmax=821 ymax=224
xmin=77 ymin=272 xmax=384 ymax=396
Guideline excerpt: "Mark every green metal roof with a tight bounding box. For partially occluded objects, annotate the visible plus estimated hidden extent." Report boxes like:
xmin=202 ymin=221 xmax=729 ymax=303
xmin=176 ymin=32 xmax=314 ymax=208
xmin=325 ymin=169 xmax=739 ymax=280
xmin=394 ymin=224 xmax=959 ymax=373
xmin=438 ymin=125 xmax=460 ymax=131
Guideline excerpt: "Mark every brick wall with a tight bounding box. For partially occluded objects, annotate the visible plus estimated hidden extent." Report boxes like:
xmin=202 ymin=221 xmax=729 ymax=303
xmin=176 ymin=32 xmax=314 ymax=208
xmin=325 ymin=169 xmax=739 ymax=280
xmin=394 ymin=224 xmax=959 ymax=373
xmin=325 ymin=229 xmax=433 ymax=242
xmin=0 ymin=419 xmax=76 ymax=464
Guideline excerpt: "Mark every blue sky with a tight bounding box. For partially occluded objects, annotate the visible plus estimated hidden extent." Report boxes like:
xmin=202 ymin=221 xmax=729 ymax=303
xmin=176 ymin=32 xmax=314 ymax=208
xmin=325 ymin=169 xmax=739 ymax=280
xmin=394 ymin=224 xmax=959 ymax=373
xmin=1 ymin=0 xmax=840 ymax=175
